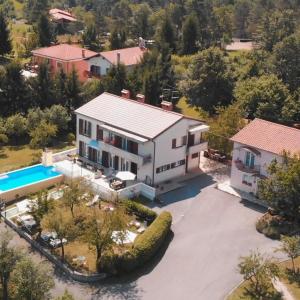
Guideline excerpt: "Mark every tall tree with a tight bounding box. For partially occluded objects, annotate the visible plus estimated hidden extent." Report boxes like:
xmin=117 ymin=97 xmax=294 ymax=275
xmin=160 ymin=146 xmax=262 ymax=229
xmin=277 ymin=235 xmax=300 ymax=274
xmin=0 ymin=232 xmax=22 ymax=300
xmin=109 ymin=28 xmax=126 ymax=50
xmin=82 ymin=23 xmax=99 ymax=51
xmin=272 ymin=33 xmax=300 ymax=91
xmin=179 ymin=47 xmax=233 ymax=114
xmin=238 ymin=250 xmax=280 ymax=299
xmin=0 ymin=62 xmax=29 ymax=116
xmin=156 ymin=15 xmax=176 ymax=52
xmin=258 ymin=154 xmax=300 ymax=223
xmin=32 ymin=62 xmax=55 ymax=108
xmin=142 ymin=71 xmax=160 ymax=106
xmin=24 ymin=0 xmax=48 ymax=23
xmin=255 ymin=9 xmax=296 ymax=52
xmin=234 ymin=74 xmax=290 ymax=122
xmin=42 ymin=207 xmax=76 ymax=262
xmin=65 ymin=68 xmax=82 ymax=111
xmin=36 ymin=14 xmax=53 ymax=47
xmin=10 ymin=258 xmax=54 ymax=300
xmin=181 ymin=15 xmax=198 ymax=55
xmin=131 ymin=3 xmax=152 ymax=39
xmin=0 ymin=11 xmax=11 ymax=56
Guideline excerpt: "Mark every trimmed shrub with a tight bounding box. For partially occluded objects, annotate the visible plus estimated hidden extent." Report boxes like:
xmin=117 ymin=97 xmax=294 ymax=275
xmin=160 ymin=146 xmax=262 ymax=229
xmin=123 ymin=199 xmax=157 ymax=223
xmin=119 ymin=211 xmax=172 ymax=272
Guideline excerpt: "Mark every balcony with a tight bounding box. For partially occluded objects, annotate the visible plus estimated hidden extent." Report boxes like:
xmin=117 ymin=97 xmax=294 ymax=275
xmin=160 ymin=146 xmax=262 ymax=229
xmin=97 ymin=139 xmax=152 ymax=166
xmin=187 ymin=141 xmax=208 ymax=155
xmin=234 ymin=159 xmax=260 ymax=174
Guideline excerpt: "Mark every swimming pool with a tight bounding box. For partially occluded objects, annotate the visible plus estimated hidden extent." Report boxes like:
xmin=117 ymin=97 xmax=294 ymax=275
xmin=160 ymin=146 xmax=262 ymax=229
xmin=0 ymin=165 xmax=62 ymax=192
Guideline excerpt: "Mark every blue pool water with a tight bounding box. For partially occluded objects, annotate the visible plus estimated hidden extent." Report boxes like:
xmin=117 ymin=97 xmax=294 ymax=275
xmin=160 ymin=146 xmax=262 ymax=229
xmin=0 ymin=165 xmax=61 ymax=192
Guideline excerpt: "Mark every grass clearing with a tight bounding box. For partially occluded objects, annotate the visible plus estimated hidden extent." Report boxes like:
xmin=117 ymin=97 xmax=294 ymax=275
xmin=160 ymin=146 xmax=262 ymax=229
xmin=175 ymin=97 xmax=208 ymax=120
xmin=0 ymin=142 xmax=74 ymax=173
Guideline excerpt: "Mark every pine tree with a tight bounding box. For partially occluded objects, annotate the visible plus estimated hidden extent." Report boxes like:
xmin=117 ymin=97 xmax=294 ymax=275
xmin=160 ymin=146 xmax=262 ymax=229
xmin=82 ymin=24 xmax=99 ymax=51
xmin=66 ymin=68 xmax=82 ymax=112
xmin=109 ymin=28 xmax=126 ymax=50
xmin=36 ymin=14 xmax=53 ymax=47
xmin=0 ymin=11 xmax=12 ymax=56
xmin=181 ymin=15 xmax=198 ymax=55
xmin=143 ymin=71 xmax=160 ymax=106
xmin=156 ymin=15 xmax=176 ymax=52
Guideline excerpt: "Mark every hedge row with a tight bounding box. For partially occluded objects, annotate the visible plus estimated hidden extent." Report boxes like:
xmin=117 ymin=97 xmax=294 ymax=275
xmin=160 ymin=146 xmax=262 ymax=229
xmin=100 ymin=211 xmax=172 ymax=273
xmin=123 ymin=199 xmax=157 ymax=223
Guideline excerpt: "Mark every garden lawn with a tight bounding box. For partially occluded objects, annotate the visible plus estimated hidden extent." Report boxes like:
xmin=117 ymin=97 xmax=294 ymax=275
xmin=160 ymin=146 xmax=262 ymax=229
xmin=175 ymin=97 xmax=208 ymax=120
xmin=0 ymin=143 xmax=74 ymax=173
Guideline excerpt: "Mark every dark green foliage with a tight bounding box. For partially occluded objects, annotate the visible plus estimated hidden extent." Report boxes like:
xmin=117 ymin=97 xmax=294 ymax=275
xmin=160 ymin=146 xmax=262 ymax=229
xmin=36 ymin=14 xmax=53 ymax=47
xmin=65 ymin=68 xmax=82 ymax=111
xmin=234 ymin=74 xmax=290 ymax=122
xmin=0 ymin=11 xmax=11 ymax=56
xmin=258 ymin=155 xmax=300 ymax=223
xmin=180 ymin=47 xmax=233 ymax=114
xmin=82 ymin=23 xmax=99 ymax=51
xmin=156 ymin=15 xmax=176 ymax=52
xmin=0 ymin=62 xmax=29 ymax=116
xmin=119 ymin=211 xmax=172 ymax=271
xmin=24 ymin=0 xmax=48 ymax=23
xmin=101 ymin=210 xmax=171 ymax=273
xmin=109 ymin=28 xmax=126 ymax=50
xmin=272 ymin=33 xmax=300 ymax=91
xmin=123 ymin=199 xmax=157 ymax=223
xmin=181 ymin=15 xmax=198 ymax=55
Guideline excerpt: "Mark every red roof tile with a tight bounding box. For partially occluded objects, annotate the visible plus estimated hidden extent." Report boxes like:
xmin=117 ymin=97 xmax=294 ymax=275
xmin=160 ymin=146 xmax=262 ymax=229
xmin=100 ymin=47 xmax=146 ymax=66
xmin=32 ymin=44 xmax=98 ymax=61
xmin=231 ymin=118 xmax=300 ymax=155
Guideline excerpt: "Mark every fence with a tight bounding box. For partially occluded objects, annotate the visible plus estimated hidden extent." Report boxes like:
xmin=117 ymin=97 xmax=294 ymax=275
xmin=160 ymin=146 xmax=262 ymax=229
xmin=118 ymin=182 xmax=156 ymax=201
xmin=1 ymin=213 xmax=107 ymax=283
xmin=52 ymin=148 xmax=77 ymax=163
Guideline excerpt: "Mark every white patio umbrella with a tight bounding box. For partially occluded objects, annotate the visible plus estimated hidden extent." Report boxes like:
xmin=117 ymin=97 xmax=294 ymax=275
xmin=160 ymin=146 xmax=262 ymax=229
xmin=115 ymin=171 xmax=136 ymax=181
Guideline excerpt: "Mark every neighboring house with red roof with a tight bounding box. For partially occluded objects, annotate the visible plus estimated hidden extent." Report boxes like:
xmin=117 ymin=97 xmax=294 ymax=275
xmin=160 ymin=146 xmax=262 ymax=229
xmin=95 ymin=46 xmax=147 ymax=76
xmin=31 ymin=44 xmax=101 ymax=82
xmin=49 ymin=8 xmax=77 ymax=23
xmin=230 ymin=118 xmax=300 ymax=195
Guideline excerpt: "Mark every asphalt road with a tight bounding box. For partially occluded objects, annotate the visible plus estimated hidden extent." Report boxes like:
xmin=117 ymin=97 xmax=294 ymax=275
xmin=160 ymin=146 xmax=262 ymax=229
xmin=0 ymin=174 xmax=282 ymax=300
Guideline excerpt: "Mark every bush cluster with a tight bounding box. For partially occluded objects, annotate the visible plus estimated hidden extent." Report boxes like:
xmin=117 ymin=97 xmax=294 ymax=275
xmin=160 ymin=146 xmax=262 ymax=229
xmin=100 ymin=211 xmax=172 ymax=273
xmin=123 ymin=199 xmax=157 ymax=223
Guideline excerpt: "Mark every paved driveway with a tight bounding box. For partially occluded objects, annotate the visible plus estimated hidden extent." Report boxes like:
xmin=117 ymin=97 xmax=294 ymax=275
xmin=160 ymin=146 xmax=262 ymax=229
xmin=0 ymin=174 xmax=282 ymax=300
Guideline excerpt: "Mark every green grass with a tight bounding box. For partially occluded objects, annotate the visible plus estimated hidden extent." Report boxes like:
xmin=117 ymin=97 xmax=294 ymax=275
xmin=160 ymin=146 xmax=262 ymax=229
xmin=0 ymin=142 xmax=74 ymax=173
xmin=175 ymin=97 xmax=209 ymax=120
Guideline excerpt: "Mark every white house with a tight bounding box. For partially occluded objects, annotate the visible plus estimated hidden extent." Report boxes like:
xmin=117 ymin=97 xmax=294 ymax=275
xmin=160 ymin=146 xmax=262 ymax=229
xmin=88 ymin=47 xmax=146 ymax=76
xmin=230 ymin=118 xmax=300 ymax=195
xmin=75 ymin=91 xmax=209 ymax=186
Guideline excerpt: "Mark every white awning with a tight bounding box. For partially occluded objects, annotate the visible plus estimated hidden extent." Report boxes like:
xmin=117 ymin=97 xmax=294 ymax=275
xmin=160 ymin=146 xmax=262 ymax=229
xmin=100 ymin=124 xmax=148 ymax=143
xmin=189 ymin=124 xmax=209 ymax=133
xmin=115 ymin=171 xmax=136 ymax=181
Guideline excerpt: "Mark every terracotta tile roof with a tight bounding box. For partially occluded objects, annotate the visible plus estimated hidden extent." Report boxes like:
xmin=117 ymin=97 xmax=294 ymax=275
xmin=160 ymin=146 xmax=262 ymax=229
xmin=231 ymin=118 xmax=300 ymax=155
xmin=100 ymin=47 xmax=146 ymax=66
xmin=49 ymin=9 xmax=77 ymax=22
xmin=32 ymin=44 xmax=98 ymax=61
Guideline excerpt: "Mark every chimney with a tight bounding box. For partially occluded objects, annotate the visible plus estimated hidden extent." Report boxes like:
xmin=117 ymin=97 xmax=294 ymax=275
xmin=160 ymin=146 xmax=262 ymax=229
xmin=161 ymin=100 xmax=173 ymax=111
xmin=82 ymin=49 xmax=85 ymax=58
xmin=121 ymin=89 xmax=130 ymax=99
xmin=136 ymin=94 xmax=145 ymax=103
xmin=117 ymin=52 xmax=121 ymax=64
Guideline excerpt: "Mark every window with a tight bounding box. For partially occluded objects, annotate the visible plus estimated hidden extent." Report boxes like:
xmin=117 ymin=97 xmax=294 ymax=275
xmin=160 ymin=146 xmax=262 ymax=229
xmin=192 ymin=152 xmax=199 ymax=159
xmin=156 ymin=159 xmax=186 ymax=174
xmin=156 ymin=167 xmax=161 ymax=174
xmin=182 ymin=136 xmax=187 ymax=146
xmin=242 ymin=174 xmax=252 ymax=186
xmin=96 ymin=125 xmax=103 ymax=141
xmin=245 ymin=151 xmax=255 ymax=168
xmin=127 ymin=140 xmax=138 ymax=155
xmin=179 ymin=159 xmax=186 ymax=166
xmin=79 ymin=141 xmax=86 ymax=157
xmin=90 ymin=65 xmax=101 ymax=76
xmin=172 ymin=138 xmax=176 ymax=149
xmin=79 ymin=119 xmax=91 ymax=137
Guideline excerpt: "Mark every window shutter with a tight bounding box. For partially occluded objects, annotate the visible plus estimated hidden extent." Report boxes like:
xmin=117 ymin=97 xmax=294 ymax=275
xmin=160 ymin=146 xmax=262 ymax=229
xmin=182 ymin=136 xmax=187 ymax=146
xmin=172 ymin=138 xmax=176 ymax=149
xmin=88 ymin=122 xmax=92 ymax=137
xmin=79 ymin=119 xmax=83 ymax=135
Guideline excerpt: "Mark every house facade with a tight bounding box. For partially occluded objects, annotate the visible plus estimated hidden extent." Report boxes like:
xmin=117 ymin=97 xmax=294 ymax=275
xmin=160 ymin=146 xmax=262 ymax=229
xmin=75 ymin=92 xmax=209 ymax=185
xmin=230 ymin=118 xmax=300 ymax=195
xmin=32 ymin=44 xmax=100 ymax=82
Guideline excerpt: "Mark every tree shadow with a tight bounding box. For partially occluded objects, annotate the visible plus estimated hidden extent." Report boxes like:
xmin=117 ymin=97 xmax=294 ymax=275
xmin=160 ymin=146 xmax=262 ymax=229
xmin=285 ymin=268 xmax=300 ymax=285
xmin=90 ymin=231 xmax=174 ymax=299
xmin=239 ymin=199 xmax=268 ymax=213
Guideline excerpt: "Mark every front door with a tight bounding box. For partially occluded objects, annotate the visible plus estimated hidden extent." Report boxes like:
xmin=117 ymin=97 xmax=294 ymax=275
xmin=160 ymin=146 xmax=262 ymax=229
xmin=131 ymin=162 xmax=137 ymax=175
xmin=102 ymin=151 xmax=109 ymax=167
xmin=88 ymin=147 xmax=97 ymax=162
